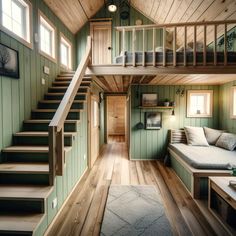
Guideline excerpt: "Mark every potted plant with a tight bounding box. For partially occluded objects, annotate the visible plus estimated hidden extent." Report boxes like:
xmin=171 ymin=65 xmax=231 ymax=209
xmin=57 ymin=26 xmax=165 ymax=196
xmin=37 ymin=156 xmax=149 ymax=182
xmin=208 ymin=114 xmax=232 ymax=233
xmin=164 ymin=98 xmax=170 ymax=107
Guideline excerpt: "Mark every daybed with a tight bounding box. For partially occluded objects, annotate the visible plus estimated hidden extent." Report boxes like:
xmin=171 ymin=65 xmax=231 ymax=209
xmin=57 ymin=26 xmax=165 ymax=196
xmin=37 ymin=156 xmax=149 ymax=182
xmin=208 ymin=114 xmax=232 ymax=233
xmin=168 ymin=129 xmax=236 ymax=199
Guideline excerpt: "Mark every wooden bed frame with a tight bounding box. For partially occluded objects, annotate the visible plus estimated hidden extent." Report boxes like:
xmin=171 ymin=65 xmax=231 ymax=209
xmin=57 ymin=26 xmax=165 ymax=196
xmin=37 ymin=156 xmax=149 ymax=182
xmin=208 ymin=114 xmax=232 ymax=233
xmin=168 ymin=129 xmax=231 ymax=199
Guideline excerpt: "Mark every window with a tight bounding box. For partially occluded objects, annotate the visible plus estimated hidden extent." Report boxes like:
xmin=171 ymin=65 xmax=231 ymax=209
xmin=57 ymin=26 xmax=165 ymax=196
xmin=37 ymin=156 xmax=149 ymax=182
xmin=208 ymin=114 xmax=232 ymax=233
xmin=0 ymin=0 xmax=32 ymax=46
xmin=60 ymin=34 xmax=72 ymax=69
xmin=231 ymin=87 xmax=236 ymax=119
xmin=39 ymin=12 xmax=56 ymax=61
xmin=187 ymin=90 xmax=213 ymax=117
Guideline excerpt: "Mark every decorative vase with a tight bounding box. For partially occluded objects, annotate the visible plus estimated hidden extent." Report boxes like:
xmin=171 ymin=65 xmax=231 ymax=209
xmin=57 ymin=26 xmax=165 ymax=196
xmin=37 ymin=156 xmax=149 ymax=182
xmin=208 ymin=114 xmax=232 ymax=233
xmin=164 ymin=102 xmax=170 ymax=107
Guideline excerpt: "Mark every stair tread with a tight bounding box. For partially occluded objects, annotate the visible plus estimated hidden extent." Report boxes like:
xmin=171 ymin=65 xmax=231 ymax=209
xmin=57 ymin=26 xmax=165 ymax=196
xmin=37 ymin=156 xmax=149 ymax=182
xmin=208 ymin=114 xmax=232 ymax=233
xmin=49 ymin=86 xmax=89 ymax=89
xmin=24 ymin=119 xmax=80 ymax=124
xmin=39 ymin=100 xmax=86 ymax=103
xmin=2 ymin=146 xmax=71 ymax=153
xmin=45 ymin=92 xmax=87 ymax=95
xmin=0 ymin=185 xmax=53 ymax=199
xmin=32 ymin=109 xmax=83 ymax=112
xmin=0 ymin=163 xmax=49 ymax=174
xmin=14 ymin=131 xmax=77 ymax=137
xmin=0 ymin=213 xmax=45 ymax=232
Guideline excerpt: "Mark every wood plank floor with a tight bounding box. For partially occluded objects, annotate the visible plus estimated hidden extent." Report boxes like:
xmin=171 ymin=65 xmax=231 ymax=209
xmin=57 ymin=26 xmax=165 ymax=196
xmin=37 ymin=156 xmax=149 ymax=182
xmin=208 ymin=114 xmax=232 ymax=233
xmin=46 ymin=143 xmax=228 ymax=236
xmin=107 ymin=135 xmax=125 ymax=143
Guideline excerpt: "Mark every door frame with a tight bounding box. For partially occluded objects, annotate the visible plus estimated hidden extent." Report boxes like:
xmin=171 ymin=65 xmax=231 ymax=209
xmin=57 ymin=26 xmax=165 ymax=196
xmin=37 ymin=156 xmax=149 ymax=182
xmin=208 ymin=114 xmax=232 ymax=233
xmin=106 ymin=95 xmax=127 ymax=143
xmin=89 ymin=94 xmax=100 ymax=168
xmin=90 ymin=21 xmax=112 ymax=65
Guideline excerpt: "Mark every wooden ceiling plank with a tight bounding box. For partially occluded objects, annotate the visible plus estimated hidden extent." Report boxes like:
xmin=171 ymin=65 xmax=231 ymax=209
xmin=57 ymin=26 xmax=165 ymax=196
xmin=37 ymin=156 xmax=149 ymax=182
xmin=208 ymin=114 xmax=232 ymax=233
xmin=114 ymin=76 xmax=124 ymax=92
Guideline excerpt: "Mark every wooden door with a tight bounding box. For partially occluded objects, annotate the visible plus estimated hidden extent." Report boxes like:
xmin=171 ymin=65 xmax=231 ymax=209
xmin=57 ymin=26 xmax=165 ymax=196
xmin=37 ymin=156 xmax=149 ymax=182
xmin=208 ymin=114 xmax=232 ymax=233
xmin=107 ymin=96 xmax=126 ymax=135
xmin=90 ymin=21 xmax=112 ymax=65
xmin=90 ymin=95 xmax=100 ymax=167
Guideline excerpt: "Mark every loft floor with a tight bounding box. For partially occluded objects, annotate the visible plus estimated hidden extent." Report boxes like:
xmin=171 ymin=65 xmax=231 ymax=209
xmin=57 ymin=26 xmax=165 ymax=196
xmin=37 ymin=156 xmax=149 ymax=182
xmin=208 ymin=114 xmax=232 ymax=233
xmin=46 ymin=142 xmax=228 ymax=236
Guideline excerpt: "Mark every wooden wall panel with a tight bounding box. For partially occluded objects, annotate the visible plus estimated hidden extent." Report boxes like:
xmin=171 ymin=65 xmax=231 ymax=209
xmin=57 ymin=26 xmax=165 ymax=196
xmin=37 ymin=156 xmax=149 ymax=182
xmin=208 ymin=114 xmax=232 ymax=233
xmin=219 ymin=80 xmax=236 ymax=133
xmin=130 ymin=84 xmax=219 ymax=160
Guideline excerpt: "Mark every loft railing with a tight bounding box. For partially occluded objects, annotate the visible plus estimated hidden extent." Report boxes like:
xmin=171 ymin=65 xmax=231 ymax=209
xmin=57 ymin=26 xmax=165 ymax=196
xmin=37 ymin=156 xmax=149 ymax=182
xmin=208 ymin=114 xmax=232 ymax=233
xmin=115 ymin=20 xmax=236 ymax=67
xmin=48 ymin=36 xmax=91 ymax=185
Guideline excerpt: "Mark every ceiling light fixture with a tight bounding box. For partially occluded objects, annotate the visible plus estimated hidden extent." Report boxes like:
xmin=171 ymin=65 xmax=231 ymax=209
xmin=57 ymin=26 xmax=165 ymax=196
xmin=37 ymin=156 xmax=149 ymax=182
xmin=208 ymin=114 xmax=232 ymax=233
xmin=108 ymin=1 xmax=117 ymax=12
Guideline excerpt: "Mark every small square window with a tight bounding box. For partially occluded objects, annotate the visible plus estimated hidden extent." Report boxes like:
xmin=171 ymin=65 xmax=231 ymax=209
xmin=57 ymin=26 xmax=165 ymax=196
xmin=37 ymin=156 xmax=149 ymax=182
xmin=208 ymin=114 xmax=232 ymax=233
xmin=231 ymin=87 xmax=236 ymax=119
xmin=187 ymin=90 xmax=213 ymax=117
xmin=60 ymin=34 xmax=72 ymax=69
xmin=39 ymin=11 xmax=56 ymax=61
xmin=0 ymin=0 xmax=32 ymax=47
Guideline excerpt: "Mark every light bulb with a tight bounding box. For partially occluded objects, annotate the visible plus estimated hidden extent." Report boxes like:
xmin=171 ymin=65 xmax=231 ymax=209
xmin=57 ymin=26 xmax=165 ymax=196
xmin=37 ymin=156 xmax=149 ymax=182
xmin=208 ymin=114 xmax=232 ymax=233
xmin=108 ymin=4 xmax=117 ymax=12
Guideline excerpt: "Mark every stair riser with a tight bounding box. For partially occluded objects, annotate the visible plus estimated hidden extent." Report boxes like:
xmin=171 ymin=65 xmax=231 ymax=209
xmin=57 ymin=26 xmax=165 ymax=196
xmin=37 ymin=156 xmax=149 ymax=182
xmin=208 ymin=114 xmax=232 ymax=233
xmin=38 ymin=102 xmax=84 ymax=109
xmin=45 ymin=94 xmax=86 ymax=100
xmin=48 ymin=87 xmax=88 ymax=93
xmin=0 ymin=199 xmax=44 ymax=213
xmin=0 ymin=230 xmax=32 ymax=236
xmin=23 ymin=122 xmax=77 ymax=132
xmin=32 ymin=112 xmax=80 ymax=120
xmin=52 ymin=82 xmax=91 ymax=87
xmin=2 ymin=153 xmax=48 ymax=163
xmin=13 ymin=136 xmax=73 ymax=146
xmin=0 ymin=174 xmax=49 ymax=185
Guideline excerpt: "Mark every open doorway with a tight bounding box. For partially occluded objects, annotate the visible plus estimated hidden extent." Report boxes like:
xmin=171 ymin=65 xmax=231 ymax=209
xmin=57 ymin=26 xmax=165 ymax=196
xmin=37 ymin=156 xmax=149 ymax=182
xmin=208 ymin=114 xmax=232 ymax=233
xmin=107 ymin=96 xmax=126 ymax=143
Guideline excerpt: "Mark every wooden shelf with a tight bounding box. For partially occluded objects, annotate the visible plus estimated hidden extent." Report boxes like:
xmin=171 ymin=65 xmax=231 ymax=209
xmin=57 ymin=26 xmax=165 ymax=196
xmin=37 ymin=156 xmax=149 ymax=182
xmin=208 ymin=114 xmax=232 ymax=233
xmin=138 ymin=106 xmax=174 ymax=109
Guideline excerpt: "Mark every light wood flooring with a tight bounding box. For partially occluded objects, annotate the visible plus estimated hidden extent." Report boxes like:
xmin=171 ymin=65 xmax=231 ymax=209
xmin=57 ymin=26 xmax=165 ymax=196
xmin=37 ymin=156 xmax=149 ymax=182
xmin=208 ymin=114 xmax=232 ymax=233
xmin=107 ymin=135 xmax=125 ymax=143
xmin=46 ymin=143 xmax=228 ymax=236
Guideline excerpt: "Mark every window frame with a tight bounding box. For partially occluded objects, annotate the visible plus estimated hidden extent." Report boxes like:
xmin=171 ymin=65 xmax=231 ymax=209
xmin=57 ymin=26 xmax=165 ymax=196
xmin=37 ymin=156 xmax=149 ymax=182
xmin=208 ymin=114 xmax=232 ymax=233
xmin=60 ymin=33 xmax=72 ymax=70
xmin=38 ymin=10 xmax=57 ymax=62
xmin=0 ymin=0 xmax=33 ymax=49
xmin=230 ymin=86 xmax=236 ymax=119
xmin=187 ymin=90 xmax=213 ymax=118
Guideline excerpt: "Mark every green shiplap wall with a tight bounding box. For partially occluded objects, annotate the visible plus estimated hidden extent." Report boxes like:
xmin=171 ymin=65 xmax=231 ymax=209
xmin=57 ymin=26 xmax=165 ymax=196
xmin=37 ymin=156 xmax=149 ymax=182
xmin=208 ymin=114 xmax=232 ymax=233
xmin=91 ymin=83 xmax=105 ymax=147
xmin=0 ymin=0 xmax=76 ymax=154
xmin=130 ymin=85 xmax=219 ymax=160
xmin=219 ymin=80 xmax=236 ymax=133
xmin=76 ymin=3 xmax=163 ymax=64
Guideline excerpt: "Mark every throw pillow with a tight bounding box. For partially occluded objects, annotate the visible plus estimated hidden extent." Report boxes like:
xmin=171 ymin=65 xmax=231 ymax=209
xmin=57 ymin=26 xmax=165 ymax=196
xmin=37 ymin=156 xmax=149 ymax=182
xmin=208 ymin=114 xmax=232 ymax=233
xmin=184 ymin=126 xmax=209 ymax=146
xmin=203 ymin=127 xmax=224 ymax=145
xmin=216 ymin=133 xmax=236 ymax=151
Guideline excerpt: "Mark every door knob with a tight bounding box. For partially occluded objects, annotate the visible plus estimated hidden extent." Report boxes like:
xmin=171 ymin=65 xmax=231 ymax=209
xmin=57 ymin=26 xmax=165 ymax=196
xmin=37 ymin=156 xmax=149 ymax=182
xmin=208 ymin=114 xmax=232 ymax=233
xmin=108 ymin=47 xmax=112 ymax=50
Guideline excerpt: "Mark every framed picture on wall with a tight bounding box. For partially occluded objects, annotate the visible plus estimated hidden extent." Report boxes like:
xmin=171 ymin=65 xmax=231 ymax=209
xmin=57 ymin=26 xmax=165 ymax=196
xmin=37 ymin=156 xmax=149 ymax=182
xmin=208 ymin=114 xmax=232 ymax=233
xmin=142 ymin=93 xmax=158 ymax=107
xmin=0 ymin=43 xmax=19 ymax=79
xmin=145 ymin=112 xmax=162 ymax=130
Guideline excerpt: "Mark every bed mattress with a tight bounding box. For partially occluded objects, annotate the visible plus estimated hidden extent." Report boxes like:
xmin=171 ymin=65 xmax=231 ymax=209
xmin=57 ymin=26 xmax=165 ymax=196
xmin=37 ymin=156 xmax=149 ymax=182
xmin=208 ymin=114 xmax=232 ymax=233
xmin=169 ymin=143 xmax=236 ymax=169
xmin=115 ymin=51 xmax=236 ymax=65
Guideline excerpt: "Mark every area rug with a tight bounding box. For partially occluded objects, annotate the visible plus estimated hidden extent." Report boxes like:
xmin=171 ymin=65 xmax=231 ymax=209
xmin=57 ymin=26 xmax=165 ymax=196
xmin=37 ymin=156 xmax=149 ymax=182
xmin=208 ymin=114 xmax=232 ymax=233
xmin=100 ymin=185 xmax=173 ymax=236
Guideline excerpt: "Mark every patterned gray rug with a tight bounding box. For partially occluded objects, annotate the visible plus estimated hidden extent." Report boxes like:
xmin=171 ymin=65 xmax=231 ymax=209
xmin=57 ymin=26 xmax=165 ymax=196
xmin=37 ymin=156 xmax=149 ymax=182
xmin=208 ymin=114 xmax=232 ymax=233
xmin=100 ymin=185 xmax=173 ymax=236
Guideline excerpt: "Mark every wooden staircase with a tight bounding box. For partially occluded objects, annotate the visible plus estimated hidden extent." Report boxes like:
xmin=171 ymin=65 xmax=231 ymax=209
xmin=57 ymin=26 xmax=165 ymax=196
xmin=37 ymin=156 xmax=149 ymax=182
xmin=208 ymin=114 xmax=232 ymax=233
xmin=0 ymin=72 xmax=91 ymax=235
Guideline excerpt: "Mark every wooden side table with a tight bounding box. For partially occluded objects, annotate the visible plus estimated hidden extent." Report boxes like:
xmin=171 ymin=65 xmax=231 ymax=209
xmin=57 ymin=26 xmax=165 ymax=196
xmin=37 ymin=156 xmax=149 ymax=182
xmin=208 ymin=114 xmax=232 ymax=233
xmin=208 ymin=177 xmax=236 ymax=236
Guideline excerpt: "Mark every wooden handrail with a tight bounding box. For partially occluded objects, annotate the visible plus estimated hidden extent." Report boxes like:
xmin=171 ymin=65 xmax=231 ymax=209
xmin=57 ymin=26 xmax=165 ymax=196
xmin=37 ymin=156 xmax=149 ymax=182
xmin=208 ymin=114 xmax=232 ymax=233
xmin=48 ymin=36 xmax=92 ymax=185
xmin=115 ymin=20 xmax=236 ymax=31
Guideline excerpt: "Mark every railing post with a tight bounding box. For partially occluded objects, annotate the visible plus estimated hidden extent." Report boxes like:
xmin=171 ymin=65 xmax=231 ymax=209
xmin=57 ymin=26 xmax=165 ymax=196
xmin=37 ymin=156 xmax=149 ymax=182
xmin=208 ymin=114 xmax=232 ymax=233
xmin=153 ymin=28 xmax=156 ymax=66
xmin=183 ymin=26 xmax=187 ymax=66
xmin=193 ymin=25 xmax=196 ymax=66
xmin=132 ymin=28 xmax=136 ymax=67
xmin=142 ymin=28 xmax=145 ymax=66
xmin=173 ymin=26 xmax=176 ymax=66
xmin=224 ymin=23 xmax=227 ymax=66
xmin=56 ymin=128 xmax=64 ymax=176
xmin=214 ymin=24 xmax=217 ymax=66
xmin=203 ymin=25 xmax=207 ymax=66
xmin=163 ymin=27 xmax=166 ymax=67
xmin=122 ymin=28 xmax=125 ymax=67
xmin=49 ymin=126 xmax=56 ymax=186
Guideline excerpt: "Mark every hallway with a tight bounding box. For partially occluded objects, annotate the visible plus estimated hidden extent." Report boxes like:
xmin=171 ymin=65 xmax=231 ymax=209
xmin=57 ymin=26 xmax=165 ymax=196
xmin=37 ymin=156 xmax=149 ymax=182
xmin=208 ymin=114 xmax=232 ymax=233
xmin=46 ymin=143 xmax=226 ymax=236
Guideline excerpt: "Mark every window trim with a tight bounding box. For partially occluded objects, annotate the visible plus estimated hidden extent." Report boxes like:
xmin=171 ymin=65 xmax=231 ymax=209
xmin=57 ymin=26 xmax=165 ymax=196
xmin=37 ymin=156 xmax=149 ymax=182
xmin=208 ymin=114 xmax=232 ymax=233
xmin=38 ymin=10 xmax=57 ymax=63
xmin=0 ymin=0 xmax=33 ymax=49
xmin=60 ymin=32 xmax=72 ymax=70
xmin=187 ymin=90 xmax=213 ymax=118
xmin=230 ymin=86 xmax=236 ymax=119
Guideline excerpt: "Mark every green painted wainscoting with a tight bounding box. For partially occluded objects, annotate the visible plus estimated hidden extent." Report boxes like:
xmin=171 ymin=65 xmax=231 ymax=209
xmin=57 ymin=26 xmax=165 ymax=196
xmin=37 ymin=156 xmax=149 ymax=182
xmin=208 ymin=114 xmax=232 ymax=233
xmin=130 ymin=85 xmax=219 ymax=160
xmin=0 ymin=0 xmax=76 ymax=155
xmin=219 ymin=80 xmax=236 ymax=133
xmin=76 ymin=2 xmax=163 ymax=64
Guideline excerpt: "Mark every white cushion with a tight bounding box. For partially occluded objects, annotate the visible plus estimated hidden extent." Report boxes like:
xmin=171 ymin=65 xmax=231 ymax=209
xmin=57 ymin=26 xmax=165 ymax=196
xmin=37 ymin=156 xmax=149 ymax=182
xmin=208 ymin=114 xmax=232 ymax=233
xmin=184 ymin=126 xmax=209 ymax=146
xmin=203 ymin=127 xmax=224 ymax=145
xmin=216 ymin=133 xmax=236 ymax=151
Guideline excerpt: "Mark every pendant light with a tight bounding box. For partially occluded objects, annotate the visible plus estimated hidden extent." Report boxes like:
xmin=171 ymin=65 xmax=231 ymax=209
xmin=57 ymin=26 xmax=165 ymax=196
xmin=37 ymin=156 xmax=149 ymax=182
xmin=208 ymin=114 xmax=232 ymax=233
xmin=108 ymin=0 xmax=117 ymax=12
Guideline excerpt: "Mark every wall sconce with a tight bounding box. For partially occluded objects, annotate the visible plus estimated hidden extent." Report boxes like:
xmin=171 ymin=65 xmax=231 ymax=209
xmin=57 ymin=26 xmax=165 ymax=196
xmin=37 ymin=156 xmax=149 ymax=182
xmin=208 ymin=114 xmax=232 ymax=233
xmin=180 ymin=89 xmax=185 ymax=97
xmin=176 ymin=89 xmax=185 ymax=97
